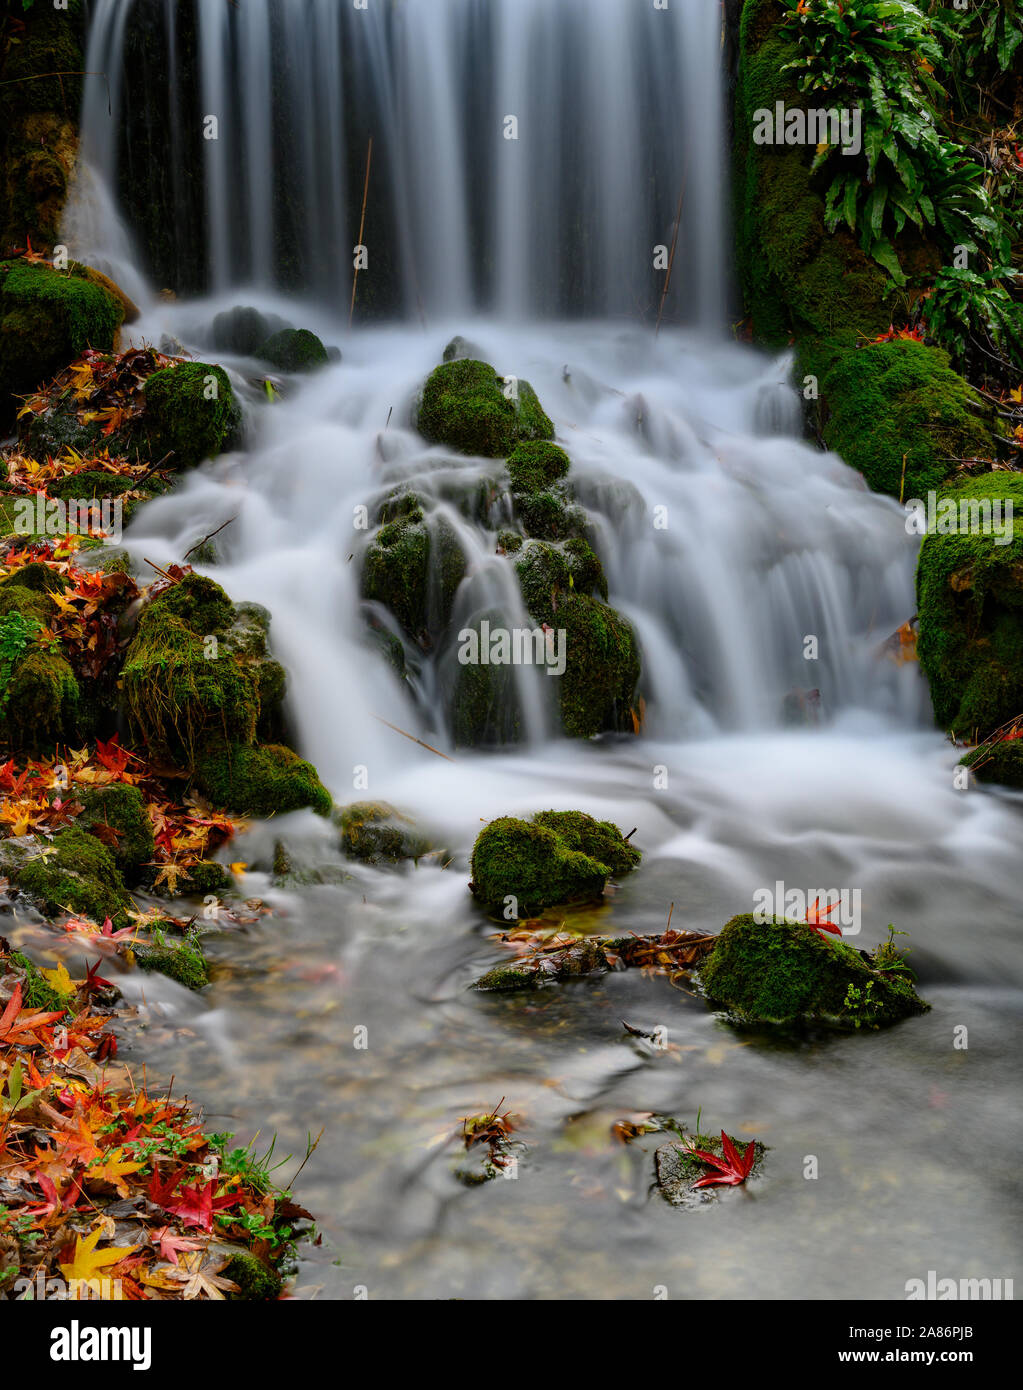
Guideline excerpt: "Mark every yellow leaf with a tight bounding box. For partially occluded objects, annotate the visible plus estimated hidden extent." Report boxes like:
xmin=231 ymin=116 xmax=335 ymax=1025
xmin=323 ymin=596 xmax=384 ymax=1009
xmin=229 ymin=861 xmax=248 ymax=875
xmin=59 ymin=1226 xmax=137 ymax=1295
xmin=40 ymin=961 xmax=76 ymax=997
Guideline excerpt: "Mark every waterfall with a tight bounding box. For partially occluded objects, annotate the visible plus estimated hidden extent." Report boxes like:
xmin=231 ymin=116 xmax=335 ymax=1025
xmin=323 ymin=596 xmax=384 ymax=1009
xmin=68 ymin=0 xmax=726 ymax=323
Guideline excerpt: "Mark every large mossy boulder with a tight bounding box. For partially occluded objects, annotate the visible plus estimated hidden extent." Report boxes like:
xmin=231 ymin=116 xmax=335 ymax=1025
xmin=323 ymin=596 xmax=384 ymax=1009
xmin=335 ymin=801 xmax=431 ymax=863
xmin=959 ymin=740 xmax=1023 ymax=789
xmin=0 ymin=260 xmax=123 ymax=423
xmin=121 ymin=576 xmax=261 ymax=766
xmin=256 ymin=328 xmax=328 ymax=372
xmin=143 ymin=361 xmax=239 ymax=469
xmin=195 ymin=742 xmax=331 ymax=818
xmin=802 ymin=339 xmax=993 ymax=501
xmin=698 ymin=914 xmax=929 ymax=1031
xmin=16 ymin=826 xmax=131 ymax=928
xmin=916 ymin=475 xmax=1023 ymax=742
xmin=417 ymin=359 xmax=553 ymax=457
xmin=470 ymin=810 xmax=640 ymax=918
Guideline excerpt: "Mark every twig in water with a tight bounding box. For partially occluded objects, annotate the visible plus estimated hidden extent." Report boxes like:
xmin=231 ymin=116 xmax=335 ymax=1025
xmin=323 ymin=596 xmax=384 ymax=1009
xmin=372 ymin=715 xmax=455 ymax=761
xmin=656 ymin=158 xmax=690 ymax=337
xmin=142 ymin=558 xmax=179 ymax=583
xmin=183 ymin=516 xmax=237 ymax=560
xmin=350 ymin=136 xmax=373 ymax=327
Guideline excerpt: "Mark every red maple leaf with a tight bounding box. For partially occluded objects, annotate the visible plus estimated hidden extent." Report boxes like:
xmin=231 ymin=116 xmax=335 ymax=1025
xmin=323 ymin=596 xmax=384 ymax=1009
xmin=804 ymin=897 xmax=842 ymax=937
xmin=688 ymin=1131 xmax=757 ymax=1189
xmin=94 ymin=735 xmax=132 ymax=777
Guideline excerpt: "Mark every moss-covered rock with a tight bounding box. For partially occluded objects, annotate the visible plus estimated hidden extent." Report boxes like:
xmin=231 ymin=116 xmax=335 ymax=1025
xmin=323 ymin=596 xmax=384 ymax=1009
xmin=16 ymin=826 xmax=131 ymax=928
xmin=0 ymin=622 xmax=80 ymax=751
xmin=222 ymin=1252 xmax=282 ymax=1301
xmin=8 ymin=950 xmax=75 ymax=1014
xmin=335 ymin=801 xmax=431 ymax=862
xmin=76 ymin=783 xmax=155 ymax=881
xmin=803 ymin=339 xmax=993 ymax=500
xmin=0 ymin=260 xmax=123 ymax=422
xmin=449 ymin=615 xmax=523 ymax=748
xmin=698 ymin=914 xmax=929 ymax=1031
xmin=916 ymin=475 xmax=1023 ymax=741
xmin=654 ymin=1129 xmax=766 ymax=1208
xmin=506 ymin=441 xmax=571 ymax=494
xmin=195 ymin=742 xmax=331 ymax=818
xmin=361 ymin=505 xmax=430 ymax=638
xmin=469 ymin=811 xmax=640 ymax=917
xmin=121 ymin=576 xmax=261 ymax=766
xmin=143 ymin=361 xmax=238 ymax=469
xmin=417 ymin=359 xmax=553 ymax=457
xmin=959 ymin=740 xmax=1023 ymax=788
xmin=256 ymin=328 xmax=329 ymax=372
xmin=131 ymin=939 xmax=209 ymax=991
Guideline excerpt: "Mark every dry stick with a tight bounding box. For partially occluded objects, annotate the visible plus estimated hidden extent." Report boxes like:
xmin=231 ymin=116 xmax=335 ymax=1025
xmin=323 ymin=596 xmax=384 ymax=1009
xmin=371 ymin=714 xmax=455 ymax=761
xmin=142 ymin=558 xmax=178 ymax=582
xmin=183 ymin=515 xmax=237 ymax=560
xmin=349 ymin=136 xmax=374 ymax=327
xmin=899 ymin=452 xmax=908 ymax=505
xmin=655 ymin=158 xmax=690 ymax=337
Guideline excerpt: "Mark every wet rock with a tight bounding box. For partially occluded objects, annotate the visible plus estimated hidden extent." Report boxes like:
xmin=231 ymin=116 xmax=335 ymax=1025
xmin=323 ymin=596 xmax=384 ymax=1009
xmin=417 ymin=358 xmax=553 ymax=457
xmin=697 ymin=914 xmax=929 ymax=1030
xmin=211 ymin=305 xmax=292 ymax=356
xmin=255 ymin=327 xmax=329 ymax=372
xmin=469 ymin=810 xmax=640 ymax=917
xmin=335 ymin=801 xmax=431 ymax=863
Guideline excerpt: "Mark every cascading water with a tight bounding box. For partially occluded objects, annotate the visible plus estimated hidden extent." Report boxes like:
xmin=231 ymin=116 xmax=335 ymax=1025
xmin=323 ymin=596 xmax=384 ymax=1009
xmin=53 ymin=0 xmax=1023 ymax=1298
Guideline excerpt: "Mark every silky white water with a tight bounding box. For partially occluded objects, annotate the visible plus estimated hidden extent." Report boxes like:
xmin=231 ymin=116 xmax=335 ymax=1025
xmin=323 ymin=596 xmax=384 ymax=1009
xmin=47 ymin=0 xmax=1023 ymax=1298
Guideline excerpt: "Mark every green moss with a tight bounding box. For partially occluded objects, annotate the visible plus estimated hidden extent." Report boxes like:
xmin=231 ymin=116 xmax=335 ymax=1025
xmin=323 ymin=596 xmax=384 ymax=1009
xmin=0 ymin=562 xmax=68 ymax=596
xmin=195 ymin=742 xmax=332 ymax=818
xmin=417 ymin=359 xmax=553 ymax=457
xmin=256 ymin=328 xmax=328 ymax=372
xmin=469 ymin=811 xmax=639 ymax=917
xmin=506 ymin=441 xmax=571 ymax=494
xmin=179 ymin=861 xmax=234 ymax=895
xmin=959 ymin=740 xmax=1023 ymax=788
xmin=805 ymin=340 xmax=993 ymax=500
xmin=361 ymin=512 xmax=430 ymax=637
xmin=17 ymin=826 xmax=131 ymax=928
xmin=222 ymin=1253 xmax=282 ymax=1301
xmin=698 ymin=914 xmax=929 ymax=1031
xmin=9 ymin=951 xmax=74 ymax=1013
xmin=335 ymin=801 xmax=430 ymax=862
xmin=132 ymin=940 xmax=209 ymax=992
xmin=0 ymin=260 xmax=122 ymax=420
xmin=47 ymin=471 xmax=145 ymax=503
xmin=121 ymin=588 xmax=259 ymax=768
xmin=450 ymin=627 xmax=522 ymax=748
xmin=76 ymin=783 xmax=155 ymax=881
xmin=143 ymin=362 xmax=238 ymax=469
xmin=916 ymin=475 xmax=1023 ymax=740
xmin=0 ymin=645 xmax=80 ymax=750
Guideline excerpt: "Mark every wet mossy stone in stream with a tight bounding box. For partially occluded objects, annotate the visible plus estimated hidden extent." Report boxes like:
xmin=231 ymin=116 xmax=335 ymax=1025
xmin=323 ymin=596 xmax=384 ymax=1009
xmin=211 ymin=306 xmax=291 ymax=356
xmin=196 ymin=742 xmax=332 ymax=819
xmin=0 ymin=260 xmax=123 ymax=422
xmin=16 ymin=826 xmax=131 ymax=928
xmin=361 ymin=498 xmax=467 ymax=641
xmin=506 ymin=441 xmax=571 ymax=495
xmin=335 ymin=801 xmax=431 ymax=863
xmin=143 ymin=361 xmax=239 ymax=469
xmin=469 ymin=811 xmax=640 ymax=918
xmin=76 ymin=783 xmax=155 ymax=882
xmin=916 ymin=475 xmax=1023 ymax=742
xmin=514 ymin=540 xmax=639 ymax=738
xmin=256 ymin=328 xmax=329 ymax=373
xmin=654 ymin=1131 xmax=766 ymax=1209
xmin=417 ymin=359 xmax=553 ymax=457
xmin=131 ymin=939 xmax=209 ymax=992
xmin=959 ymin=740 xmax=1023 ymax=789
xmin=697 ymin=914 xmax=929 ymax=1031
xmin=803 ymin=340 xmax=993 ymax=502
